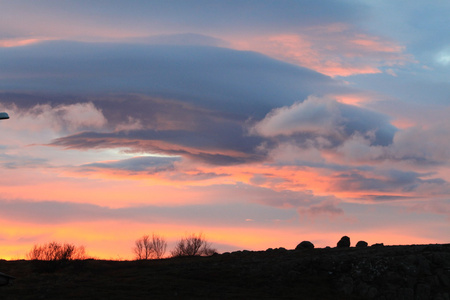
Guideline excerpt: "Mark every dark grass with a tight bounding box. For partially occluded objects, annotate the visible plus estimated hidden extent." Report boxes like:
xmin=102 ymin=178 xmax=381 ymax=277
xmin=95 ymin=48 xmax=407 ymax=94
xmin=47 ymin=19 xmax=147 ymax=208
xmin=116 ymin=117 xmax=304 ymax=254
xmin=0 ymin=257 xmax=357 ymax=299
xmin=6 ymin=245 xmax=447 ymax=299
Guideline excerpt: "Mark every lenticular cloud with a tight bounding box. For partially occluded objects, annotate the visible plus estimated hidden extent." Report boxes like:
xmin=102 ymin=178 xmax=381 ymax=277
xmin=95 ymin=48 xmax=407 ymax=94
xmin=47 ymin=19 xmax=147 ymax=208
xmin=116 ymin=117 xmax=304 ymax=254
xmin=251 ymin=96 xmax=397 ymax=147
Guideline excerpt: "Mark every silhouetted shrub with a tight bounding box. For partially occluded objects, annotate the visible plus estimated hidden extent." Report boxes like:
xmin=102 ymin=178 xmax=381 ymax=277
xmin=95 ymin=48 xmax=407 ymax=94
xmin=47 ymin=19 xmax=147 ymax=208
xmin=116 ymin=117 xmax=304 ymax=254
xmin=337 ymin=236 xmax=351 ymax=248
xmin=134 ymin=234 xmax=167 ymax=260
xmin=27 ymin=242 xmax=87 ymax=261
xmin=356 ymin=241 xmax=368 ymax=248
xmin=171 ymin=233 xmax=216 ymax=257
xmin=295 ymin=241 xmax=315 ymax=250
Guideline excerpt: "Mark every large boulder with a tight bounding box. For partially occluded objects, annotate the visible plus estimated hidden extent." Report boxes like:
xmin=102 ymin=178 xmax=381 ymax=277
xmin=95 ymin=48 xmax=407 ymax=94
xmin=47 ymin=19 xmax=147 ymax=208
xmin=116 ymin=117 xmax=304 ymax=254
xmin=295 ymin=241 xmax=315 ymax=250
xmin=356 ymin=241 xmax=368 ymax=248
xmin=337 ymin=236 xmax=351 ymax=248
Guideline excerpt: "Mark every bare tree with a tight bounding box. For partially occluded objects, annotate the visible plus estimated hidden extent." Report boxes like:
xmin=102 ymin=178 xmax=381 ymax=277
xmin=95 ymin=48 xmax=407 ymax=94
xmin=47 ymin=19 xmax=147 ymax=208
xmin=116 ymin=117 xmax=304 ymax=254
xmin=171 ymin=233 xmax=216 ymax=257
xmin=26 ymin=242 xmax=88 ymax=261
xmin=134 ymin=235 xmax=153 ymax=260
xmin=151 ymin=234 xmax=167 ymax=259
xmin=134 ymin=234 xmax=168 ymax=260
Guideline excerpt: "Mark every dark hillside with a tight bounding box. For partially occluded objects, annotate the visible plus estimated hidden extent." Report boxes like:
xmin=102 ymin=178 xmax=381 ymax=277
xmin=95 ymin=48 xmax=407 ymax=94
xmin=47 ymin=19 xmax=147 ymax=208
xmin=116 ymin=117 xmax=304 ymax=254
xmin=1 ymin=244 xmax=449 ymax=299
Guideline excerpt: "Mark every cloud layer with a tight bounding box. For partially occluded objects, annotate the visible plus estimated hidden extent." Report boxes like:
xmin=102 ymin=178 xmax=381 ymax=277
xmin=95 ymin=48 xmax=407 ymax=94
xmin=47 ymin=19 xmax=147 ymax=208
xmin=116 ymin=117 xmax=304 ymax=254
xmin=0 ymin=0 xmax=449 ymax=259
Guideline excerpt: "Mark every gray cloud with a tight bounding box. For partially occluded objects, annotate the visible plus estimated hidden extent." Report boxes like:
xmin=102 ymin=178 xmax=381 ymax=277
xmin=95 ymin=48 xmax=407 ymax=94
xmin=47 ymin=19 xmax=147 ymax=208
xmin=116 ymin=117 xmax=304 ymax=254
xmin=0 ymin=41 xmax=348 ymax=166
xmin=50 ymin=127 xmax=267 ymax=166
xmin=0 ymin=41 xmax=342 ymax=118
xmin=80 ymin=156 xmax=180 ymax=173
xmin=332 ymin=169 xmax=449 ymax=194
xmin=78 ymin=156 xmax=229 ymax=180
xmin=127 ymin=33 xmax=230 ymax=47
xmin=0 ymin=1 xmax=366 ymax=39
xmin=0 ymin=198 xmax=297 ymax=226
xmin=251 ymin=96 xmax=397 ymax=147
xmin=0 ymin=153 xmax=49 ymax=169
xmin=298 ymin=200 xmax=344 ymax=217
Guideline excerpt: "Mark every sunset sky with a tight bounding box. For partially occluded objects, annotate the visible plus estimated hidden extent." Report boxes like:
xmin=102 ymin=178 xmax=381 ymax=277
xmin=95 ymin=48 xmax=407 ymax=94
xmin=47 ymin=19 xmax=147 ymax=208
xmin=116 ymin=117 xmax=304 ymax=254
xmin=1 ymin=0 xmax=449 ymax=259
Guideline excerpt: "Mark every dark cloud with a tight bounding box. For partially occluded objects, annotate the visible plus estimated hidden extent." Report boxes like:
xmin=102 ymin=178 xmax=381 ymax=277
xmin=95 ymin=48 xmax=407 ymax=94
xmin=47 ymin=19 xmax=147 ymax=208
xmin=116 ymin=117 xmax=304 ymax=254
xmin=332 ymin=169 xmax=448 ymax=194
xmin=298 ymin=200 xmax=344 ymax=217
xmin=2 ymin=93 xmax=268 ymax=165
xmin=0 ymin=41 xmax=342 ymax=118
xmin=50 ymin=127 xmax=266 ymax=166
xmin=78 ymin=156 xmax=229 ymax=180
xmin=80 ymin=156 xmax=180 ymax=173
xmin=167 ymin=171 xmax=229 ymax=181
xmin=362 ymin=195 xmax=419 ymax=201
xmin=0 ymin=41 xmax=348 ymax=166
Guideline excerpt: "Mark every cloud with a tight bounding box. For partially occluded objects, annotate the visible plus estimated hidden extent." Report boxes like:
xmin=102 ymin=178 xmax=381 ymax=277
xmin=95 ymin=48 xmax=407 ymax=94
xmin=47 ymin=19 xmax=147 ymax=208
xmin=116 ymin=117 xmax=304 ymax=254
xmin=1 ymin=102 xmax=107 ymax=134
xmin=0 ymin=154 xmax=48 ymax=170
xmin=0 ymin=37 xmax=54 ymax=48
xmin=331 ymin=169 xmax=449 ymax=195
xmin=130 ymin=33 xmax=229 ymax=47
xmin=0 ymin=198 xmax=297 ymax=226
xmin=0 ymin=41 xmax=342 ymax=118
xmin=251 ymin=96 xmax=397 ymax=147
xmin=234 ymin=27 xmax=413 ymax=77
xmin=50 ymin=127 xmax=266 ymax=166
xmin=0 ymin=178 xmax=344 ymax=226
xmin=298 ymin=200 xmax=344 ymax=217
xmin=388 ymin=124 xmax=450 ymax=165
xmin=79 ymin=156 xmax=180 ymax=173
xmin=0 ymin=41 xmax=347 ymax=167
xmin=0 ymin=1 xmax=365 ymax=40
xmin=333 ymin=109 xmax=450 ymax=167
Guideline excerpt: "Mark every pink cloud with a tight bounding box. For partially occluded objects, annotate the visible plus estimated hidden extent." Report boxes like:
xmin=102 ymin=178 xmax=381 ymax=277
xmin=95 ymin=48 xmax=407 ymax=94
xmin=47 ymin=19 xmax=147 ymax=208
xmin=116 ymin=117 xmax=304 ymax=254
xmin=0 ymin=37 xmax=53 ymax=48
xmin=231 ymin=24 xmax=414 ymax=77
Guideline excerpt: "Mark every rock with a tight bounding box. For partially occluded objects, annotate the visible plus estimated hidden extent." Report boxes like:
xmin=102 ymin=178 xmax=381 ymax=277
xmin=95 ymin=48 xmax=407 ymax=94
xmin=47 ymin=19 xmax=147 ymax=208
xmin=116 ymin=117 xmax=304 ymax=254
xmin=295 ymin=241 xmax=314 ymax=250
xmin=371 ymin=243 xmax=384 ymax=247
xmin=337 ymin=236 xmax=350 ymax=248
xmin=356 ymin=241 xmax=368 ymax=248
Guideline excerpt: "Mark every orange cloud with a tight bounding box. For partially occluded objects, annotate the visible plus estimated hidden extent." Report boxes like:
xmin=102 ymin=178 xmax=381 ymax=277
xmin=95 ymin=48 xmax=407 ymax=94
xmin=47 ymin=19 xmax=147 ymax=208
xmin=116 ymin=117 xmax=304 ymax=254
xmin=0 ymin=38 xmax=53 ymax=48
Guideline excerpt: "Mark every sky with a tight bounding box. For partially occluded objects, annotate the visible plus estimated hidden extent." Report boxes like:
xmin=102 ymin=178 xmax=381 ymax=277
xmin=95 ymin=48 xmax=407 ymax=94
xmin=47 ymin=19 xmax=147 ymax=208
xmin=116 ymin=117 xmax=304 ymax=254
xmin=0 ymin=0 xmax=449 ymax=259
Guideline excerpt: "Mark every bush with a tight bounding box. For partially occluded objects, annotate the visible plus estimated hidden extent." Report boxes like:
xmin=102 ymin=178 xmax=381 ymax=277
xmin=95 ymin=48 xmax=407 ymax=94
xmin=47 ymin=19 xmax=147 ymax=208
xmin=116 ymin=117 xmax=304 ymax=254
xmin=27 ymin=242 xmax=87 ymax=261
xmin=171 ymin=233 xmax=216 ymax=257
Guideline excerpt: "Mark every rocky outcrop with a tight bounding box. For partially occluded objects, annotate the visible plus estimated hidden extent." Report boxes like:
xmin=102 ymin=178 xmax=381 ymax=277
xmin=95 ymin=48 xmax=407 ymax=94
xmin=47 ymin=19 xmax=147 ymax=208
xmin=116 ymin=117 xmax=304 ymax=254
xmin=337 ymin=236 xmax=351 ymax=248
xmin=356 ymin=241 xmax=368 ymax=248
xmin=295 ymin=241 xmax=314 ymax=250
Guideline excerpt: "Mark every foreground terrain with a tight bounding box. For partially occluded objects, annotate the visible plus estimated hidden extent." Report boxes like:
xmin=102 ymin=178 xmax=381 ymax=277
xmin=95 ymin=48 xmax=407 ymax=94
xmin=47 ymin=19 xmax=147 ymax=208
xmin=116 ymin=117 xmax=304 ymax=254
xmin=1 ymin=244 xmax=449 ymax=299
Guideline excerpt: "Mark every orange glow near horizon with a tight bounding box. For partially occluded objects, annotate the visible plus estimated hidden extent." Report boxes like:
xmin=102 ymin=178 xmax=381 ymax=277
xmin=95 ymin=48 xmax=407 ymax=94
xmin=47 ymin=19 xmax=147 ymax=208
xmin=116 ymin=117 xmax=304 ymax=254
xmin=1 ymin=216 xmax=445 ymax=261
